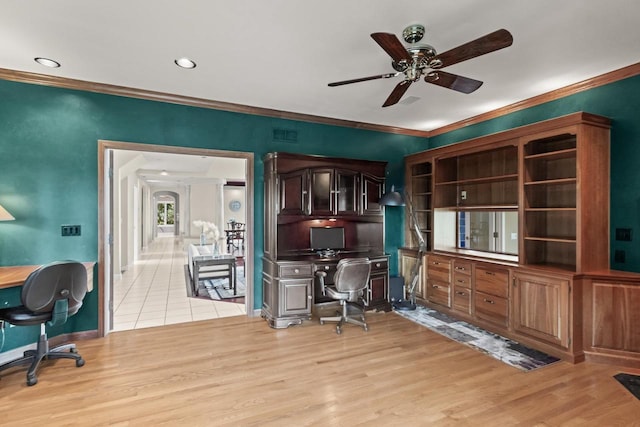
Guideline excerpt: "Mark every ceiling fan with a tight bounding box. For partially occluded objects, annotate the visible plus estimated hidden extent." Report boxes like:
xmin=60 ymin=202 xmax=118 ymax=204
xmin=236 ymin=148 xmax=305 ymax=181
xmin=328 ymin=24 xmax=513 ymax=107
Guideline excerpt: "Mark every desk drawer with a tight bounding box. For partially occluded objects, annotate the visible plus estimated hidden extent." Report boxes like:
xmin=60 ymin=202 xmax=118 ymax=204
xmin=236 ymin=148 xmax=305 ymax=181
xmin=370 ymin=258 xmax=388 ymax=272
xmin=453 ymin=260 xmax=472 ymax=276
xmin=475 ymin=291 xmax=508 ymax=326
xmin=453 ymin=286 xmax=472 ymax=314
xmin=475 ymin=266 xmax=509 ymax=298
xmin=427 ymin=256 xmax=451 ymax=283
xmin=427 ymin=280 xmax=450 ymax=307
xmin=279 ymin=263 xmax=313 ymax=278
xmin=453 ymin=272 xmax=472 ymax=288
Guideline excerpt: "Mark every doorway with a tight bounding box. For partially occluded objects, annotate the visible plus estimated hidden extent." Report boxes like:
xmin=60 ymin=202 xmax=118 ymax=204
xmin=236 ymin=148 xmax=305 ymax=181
xmin=98 ymin=140 xmax=254 ymax=336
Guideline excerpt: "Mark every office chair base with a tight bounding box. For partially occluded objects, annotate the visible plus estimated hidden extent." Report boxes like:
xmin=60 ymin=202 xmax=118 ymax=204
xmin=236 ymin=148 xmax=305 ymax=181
xmin=319 ymin=302 xmax=368 ymax=334
xmin=0 ymin=331 xmax=85 ymax=386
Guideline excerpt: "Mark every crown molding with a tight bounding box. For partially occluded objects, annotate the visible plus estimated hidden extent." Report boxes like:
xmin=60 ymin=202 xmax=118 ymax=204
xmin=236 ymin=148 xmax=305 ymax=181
xmin=1 ymin=62 xmax=638 ymax=140
xmin=0 ymin=68 xmax=429 ymax=138
xmin=428 ymin=62 xmax=640 ymax=137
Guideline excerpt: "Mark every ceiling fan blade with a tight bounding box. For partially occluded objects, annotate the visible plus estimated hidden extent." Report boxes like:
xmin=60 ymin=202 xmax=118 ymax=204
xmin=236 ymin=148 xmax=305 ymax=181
xmin=382 ymin=80 xmax=412 ymax=107
xmin=371 ymin=32 xmax=413 ymax=64
xmin=430 ymin=29 xmax=513 ymax=68
xmin=425 ymin=71 xmax=483 ymax=94
xmin=328 ymin=72 xmax=398 ymax=87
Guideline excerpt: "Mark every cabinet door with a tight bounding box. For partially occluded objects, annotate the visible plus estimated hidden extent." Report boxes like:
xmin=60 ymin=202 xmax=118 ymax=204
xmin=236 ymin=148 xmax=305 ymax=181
xmin=590 ymin=281 xmax=640 ymax=352
xmin=366 ymin=273 xmax=388 ymax=307
xmin=280 ymin=170 xmax=308 ymax=215
xmin=362 ymin=174 xmax=383 ymax=215
xmin=335 ymin=169 xmax=358 ymax=215
xmin=280 ymin=279 xmax=313 ymax=316
xmin=310 ymin=169 xmax=334 ymax=215
xmin=512 ymin=272 xmax=570 ymax=348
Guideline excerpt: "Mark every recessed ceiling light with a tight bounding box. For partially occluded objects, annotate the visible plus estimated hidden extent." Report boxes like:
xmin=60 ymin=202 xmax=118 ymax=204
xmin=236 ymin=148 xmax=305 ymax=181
xmin=34 ymin=57 xmax=61 ymax=68
xmin=160 ymin=170 xmax=169 ymax=176
xmin=174 ymin=57 xmax=196 ymax=69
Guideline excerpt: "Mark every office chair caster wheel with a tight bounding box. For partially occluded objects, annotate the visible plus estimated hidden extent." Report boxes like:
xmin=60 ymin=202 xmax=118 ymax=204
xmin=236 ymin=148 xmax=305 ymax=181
xmin=364 ymin=325 xmax=369 ymax=332
xmin=70 ymin=347 xmax=78 ymax=353
xmin=76 ymin=358 xmax=85 ymax=367
xmin=27 ymin=376 xmax=38 ymax=387
xmin=336 ymin=326 xmax=342 ymax=335
xmin=320 ymin=320 xmax=325 ymax=325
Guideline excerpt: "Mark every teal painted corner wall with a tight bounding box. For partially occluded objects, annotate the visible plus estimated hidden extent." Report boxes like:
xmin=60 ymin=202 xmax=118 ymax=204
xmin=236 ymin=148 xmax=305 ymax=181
xmin=0 ymin=79 xmax=426 ymax=351
xmin=429 ymin=74 xmax=640 ymax=273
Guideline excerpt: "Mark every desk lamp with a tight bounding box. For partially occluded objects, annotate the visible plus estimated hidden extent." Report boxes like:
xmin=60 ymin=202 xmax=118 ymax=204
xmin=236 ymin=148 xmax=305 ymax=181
xmin=380 ymin=186 xmax=425 ymax=311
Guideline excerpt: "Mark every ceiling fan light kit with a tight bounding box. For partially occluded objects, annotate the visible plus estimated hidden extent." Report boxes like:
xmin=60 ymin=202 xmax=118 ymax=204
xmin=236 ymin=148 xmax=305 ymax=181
xmin=328 ymin=24 xmax=513 ymax=107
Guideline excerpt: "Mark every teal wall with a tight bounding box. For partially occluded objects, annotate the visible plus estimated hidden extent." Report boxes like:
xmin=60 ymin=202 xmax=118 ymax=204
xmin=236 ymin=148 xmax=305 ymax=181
xmin=429 ymin=74 xmax=640 ymax=273
xmin=2 ymin=72 xmax=639 ymax=352
xmin=0 ymin=79 xmax=425 ymax=351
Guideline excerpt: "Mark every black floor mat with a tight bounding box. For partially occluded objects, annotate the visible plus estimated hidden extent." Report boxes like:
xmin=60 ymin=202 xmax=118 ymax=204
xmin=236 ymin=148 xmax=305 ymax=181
xmin=614 ymin=373 xmax=640 ymax=400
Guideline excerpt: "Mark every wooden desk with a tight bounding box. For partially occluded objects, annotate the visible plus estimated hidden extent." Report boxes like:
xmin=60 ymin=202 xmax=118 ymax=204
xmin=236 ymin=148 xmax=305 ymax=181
xmin=0 ymin=262 xmax=95 ymax=291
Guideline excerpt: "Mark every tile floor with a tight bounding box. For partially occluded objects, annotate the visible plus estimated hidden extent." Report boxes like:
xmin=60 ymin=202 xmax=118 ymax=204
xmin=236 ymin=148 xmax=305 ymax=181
xmin=112 ymin=235 xmax=246 ymax=332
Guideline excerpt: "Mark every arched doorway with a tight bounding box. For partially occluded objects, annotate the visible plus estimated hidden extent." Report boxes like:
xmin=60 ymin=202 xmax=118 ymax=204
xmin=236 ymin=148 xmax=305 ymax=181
xmin=154 ymin=191 xmax=180 ymax=237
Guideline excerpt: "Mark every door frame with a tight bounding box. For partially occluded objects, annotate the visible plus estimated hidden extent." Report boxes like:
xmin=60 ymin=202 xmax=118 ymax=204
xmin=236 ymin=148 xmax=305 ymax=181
xmin=97 ymin=139 xmax=255 ymax=337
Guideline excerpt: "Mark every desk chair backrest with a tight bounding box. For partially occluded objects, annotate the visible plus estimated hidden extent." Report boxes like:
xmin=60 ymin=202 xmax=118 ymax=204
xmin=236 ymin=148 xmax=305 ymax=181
xmin=333 ymin=258 xmax=371 ymax=300
xmin=22 ymin=261 xmax=87 ymax=324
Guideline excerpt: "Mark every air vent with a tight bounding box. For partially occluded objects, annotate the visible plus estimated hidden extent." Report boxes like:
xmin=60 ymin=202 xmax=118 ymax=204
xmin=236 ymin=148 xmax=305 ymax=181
xmin=273 ymin=128 xmax=298 ymax=143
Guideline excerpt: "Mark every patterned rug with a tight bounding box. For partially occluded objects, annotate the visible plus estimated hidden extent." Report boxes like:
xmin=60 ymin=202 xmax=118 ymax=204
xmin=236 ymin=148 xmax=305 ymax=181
xmin=614 ymin=373 xmax=640 ymax=400
xmin=394 ymin=305 xmax=560 ymax=371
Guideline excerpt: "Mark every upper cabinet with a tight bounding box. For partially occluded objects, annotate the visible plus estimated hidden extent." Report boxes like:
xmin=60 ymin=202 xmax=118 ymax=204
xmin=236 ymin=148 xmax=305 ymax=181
xmin=273 ymin=154 xmax=385 ymax=218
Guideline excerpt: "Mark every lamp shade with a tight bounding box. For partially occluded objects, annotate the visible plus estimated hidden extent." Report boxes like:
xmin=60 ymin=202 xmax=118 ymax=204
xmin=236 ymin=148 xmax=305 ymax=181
xmin=0 ymin=204 xmax=15 ymax=221
xmin=379 ymin=186 xmax=405 ymax=207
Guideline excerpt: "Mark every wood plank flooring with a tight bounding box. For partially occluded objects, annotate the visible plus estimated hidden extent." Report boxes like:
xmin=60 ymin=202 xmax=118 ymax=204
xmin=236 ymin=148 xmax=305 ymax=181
xmin=1 ymin=311 xmax=639 ymax=426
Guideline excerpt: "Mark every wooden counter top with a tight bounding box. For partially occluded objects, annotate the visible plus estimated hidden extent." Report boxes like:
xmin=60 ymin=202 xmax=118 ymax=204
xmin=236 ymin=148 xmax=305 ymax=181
xmin=0 ymin=262 xmax=95 ymax=291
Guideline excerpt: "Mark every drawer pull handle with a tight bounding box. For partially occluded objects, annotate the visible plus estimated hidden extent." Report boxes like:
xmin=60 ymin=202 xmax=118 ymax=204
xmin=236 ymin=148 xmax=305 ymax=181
xmin=456 ymin=279 xmax=465 ymax=284
xmin=455 ymin=267 xmax=466 ymax=271
xmin=433 ymin=261 xmax=440 ymax=265
xmin=456 ymin=291 xmax=466 ymax=296
xmin=432 ymin=284 xmax=439 ymax=289
xmin=324 ymin=266 xmax=330 ymax=270
xmin=485 ymin=271 xmax=495 ymax=276
xmin=294 ymin=268 xmax=300 ymax=274
xmin=375 ymin=263 xmax=381 ymax=268
xmin=483 ymin=298 xmax=495 ymax=304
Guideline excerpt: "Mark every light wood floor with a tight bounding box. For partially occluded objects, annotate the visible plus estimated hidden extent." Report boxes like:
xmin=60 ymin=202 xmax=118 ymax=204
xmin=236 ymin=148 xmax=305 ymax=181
xmin=1 ymin=311 xmax=639 ymax=426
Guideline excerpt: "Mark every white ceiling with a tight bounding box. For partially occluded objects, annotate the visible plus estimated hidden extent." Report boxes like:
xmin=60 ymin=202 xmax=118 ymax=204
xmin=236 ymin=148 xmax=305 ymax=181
xmin=2 ymin=1 xmax=640 ymax=132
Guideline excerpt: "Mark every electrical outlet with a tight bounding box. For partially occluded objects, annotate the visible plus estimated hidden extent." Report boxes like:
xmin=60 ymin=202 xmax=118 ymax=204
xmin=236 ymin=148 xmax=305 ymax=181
xmin=61 ymin=225 xmax=81 ymax=236
xmin=460 ymin=190 xmax=467 ymax=200
xmin=615 ymin=228 xmax=632 ymax=241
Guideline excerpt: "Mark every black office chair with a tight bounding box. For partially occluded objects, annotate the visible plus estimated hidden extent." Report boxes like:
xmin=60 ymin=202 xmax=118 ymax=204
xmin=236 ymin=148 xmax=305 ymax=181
xmin=317 ymin=258 xmax=371 ymax=334
xmin=0 ymin=261 xmax=88 ymax=386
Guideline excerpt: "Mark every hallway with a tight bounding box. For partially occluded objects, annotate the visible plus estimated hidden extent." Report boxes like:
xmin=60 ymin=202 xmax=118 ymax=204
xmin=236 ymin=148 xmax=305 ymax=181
xmin=113 ymin=235 xmax=246 ymax=331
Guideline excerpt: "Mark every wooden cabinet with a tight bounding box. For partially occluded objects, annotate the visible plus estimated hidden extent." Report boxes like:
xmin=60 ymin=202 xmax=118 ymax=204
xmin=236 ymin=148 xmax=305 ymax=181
xmin=404 ymin=160 xmax=433 ymax=250
xmin=434 ymin=144 xmax=519 ymax=209
xmin=279 ymin=170 xmax=308 ymax=216
xmin=263 ymin=152 xmax=388 ymax=328
xmin=364 ymin=257 xmax=389 ymax=310
xmin=361 ymin=173 xmax=384 ymax=215
xmin=309 ymin=168 xmax=359 ymax=216
xmin=583 ymin=274 xmax=640 ymax=367
xmin=399 ymin=248 xmax=424 ymax=299
xmin=474 ymin=264 xmax=509 ymax=327
xmin=452 ymin=260 xmax=472 ymax=315
xmin=512 ymin=271 xmax=570 ymax=349
xmin=262 ymin=258 xmax=313 ymax=328
xmin=426 ymin=255 xmax=451 ymax=308
xmin=520 ymin=117 xmax=610 ymax=273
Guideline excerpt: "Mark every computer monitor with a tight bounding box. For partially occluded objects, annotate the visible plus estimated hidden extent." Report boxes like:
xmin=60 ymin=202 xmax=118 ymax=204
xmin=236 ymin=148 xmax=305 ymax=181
xmin=310 ymin=227 xmax=345 ymax=250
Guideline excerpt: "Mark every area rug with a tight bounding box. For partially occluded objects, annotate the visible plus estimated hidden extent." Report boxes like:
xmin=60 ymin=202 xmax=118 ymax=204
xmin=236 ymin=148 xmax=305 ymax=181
xmin=394 ymin=305 xmax=560 ymax=371
xmin=614 ymin=373 xmax=640 ymax=400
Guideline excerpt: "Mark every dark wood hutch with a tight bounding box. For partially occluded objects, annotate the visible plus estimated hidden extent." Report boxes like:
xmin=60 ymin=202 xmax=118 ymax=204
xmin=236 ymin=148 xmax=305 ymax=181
xmin=401 ymin=112 xmax=640 ymax=368
xmin=262 ymin=152 xmax=390 ymax=328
